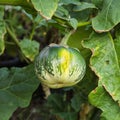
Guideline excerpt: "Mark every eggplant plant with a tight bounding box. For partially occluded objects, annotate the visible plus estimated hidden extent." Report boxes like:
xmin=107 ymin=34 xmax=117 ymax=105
xmin=0 ymin=0 xmax=120 ymax=120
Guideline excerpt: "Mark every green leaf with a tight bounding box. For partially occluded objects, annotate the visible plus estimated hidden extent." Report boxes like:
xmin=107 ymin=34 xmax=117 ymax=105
xmin=73 ymin=2 xmax=97 ymax=12
xmin=89 ymin=86 xmax=120 ymax=120
xmin=31 ymin=0 xmax=59 ymax=20
xmin=57 ymin=112 xmax=78 ymax=120
xmin=47 ymin=93 xmax=66 ymax=113
xmin=19 ymin=39 xmax=40 ymax=61
xmin=59 ymin=0 xmax=80 ymax=5
xmin=55 ymin=6 xmax=69 ymax=20
xmin=114 ymin=34 xmax=120 ymax=66
xmin=0 ymin=64 xmax=40 ymax=120
xmin=54 ymin=6 xmax=78 ymax=29
xmin=67 ymin=26 xmax=92 ymax=50
xmin=69 ymin=18 xmax=78 ymax=29
xmin=71 ymin=92 xmax=84 ymax=112
xmin=92 ymin=0 xmax=103 ymax=8
xmin=0 ymin=6 xmax=6 ymax=55
xmin=83 ymin=32 xmax=120 ymax=104
xmin=92 ymin=0 xmax=120 ymax=32
xmin=22 ymin=5 xmax=37 ymax=19
xmin=47 ymin=93 xmax=78 ymax=120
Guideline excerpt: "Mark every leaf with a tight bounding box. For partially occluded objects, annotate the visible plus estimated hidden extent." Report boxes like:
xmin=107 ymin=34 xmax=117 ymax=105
xmin=0 ymin=6 xmax=6 ymax=55
xmin=114 ymin=36 xmax=120 ymax=66
xmin=57 ymin=112 xmax=78 ymax=120
xmin=59 ymin=0 xmax=80 ymax=5
xmin=73 ymin=2 xmax=97 ymax=12
xmin=47 ymin=93 xmax=66 ymax=113
xmin=71 ymin=92 xmax=84 ymax=112
xmin=19 ymin=39 xmax=40 ymax=61
xmin=69 ymin=18 xmax=78 ymax=29
xmin=31 ymin=0 xmax=59 ymax=20
xmin=67 ymin=26 xmax=92 ymax=50
xmin=0 ymin=64 xmax=40 ymax=120
xmin=83 ymin=32 xmax=120 ymax=104
xmin=47 ymin=93 xmax=78 ymax=120
xmin=22 ymin=5 xmax=37 ymax=19
xmin=92 ymin=0 xmax=103 ymax=8
xmin=54 ymin=6 xmax=78 ymax=29
xmin=92 ymin=0 xmax=120 ymax=32
xmin=89 ymin=86 xmax=120 ymax=120
xmin=55 ymin=6 xmax=69 ymax=20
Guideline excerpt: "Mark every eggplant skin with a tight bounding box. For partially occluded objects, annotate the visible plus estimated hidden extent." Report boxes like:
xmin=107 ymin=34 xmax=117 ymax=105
xmin=35 ymin=44 xmax=86 ymax=88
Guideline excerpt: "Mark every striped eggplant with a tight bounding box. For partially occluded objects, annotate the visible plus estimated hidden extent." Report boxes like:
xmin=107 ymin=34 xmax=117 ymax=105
xmin=35 ymin=44 xmax=86 ymax=88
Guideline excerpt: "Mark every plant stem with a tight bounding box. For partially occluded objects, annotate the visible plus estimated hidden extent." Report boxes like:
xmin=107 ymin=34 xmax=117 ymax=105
xmin=60 ymin=30 xmax=75 ymax=45
xmin=6 ymin=25 xmax=20 ymax=47
xmin=30 ymin=23 xmax=36 ymax=40
xmin=42 ymin=84 xmax=51 ymax=99
xmin=79 ymin=103 xmax=92 ymax=120
xmin=60 ymin=21 xmax=91 ymax=45
xmin=6 ymin=25 xmax=30 ymax=63
xmin=55 ymin=115 xmax=63 ymax=120
xmin=77 ymin=21 xmax=91 ymax=27
xmin=0 ymin=0 xmax=33 ymax=8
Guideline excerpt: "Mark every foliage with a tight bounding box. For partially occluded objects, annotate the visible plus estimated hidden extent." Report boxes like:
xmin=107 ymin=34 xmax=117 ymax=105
xmin=0 ymin=6 xmax=6 ymax=55
xmin=19 ymin=38 xmax=39 ymax=61
xmin=0 ymin=0 xmax=120 ymax=120
xmin=0 ymin=65 xmax=40 ymax=120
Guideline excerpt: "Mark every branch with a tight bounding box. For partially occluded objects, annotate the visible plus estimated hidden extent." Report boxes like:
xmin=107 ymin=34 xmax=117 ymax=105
xmin=60 ymin=30 xmax=75 ymax=45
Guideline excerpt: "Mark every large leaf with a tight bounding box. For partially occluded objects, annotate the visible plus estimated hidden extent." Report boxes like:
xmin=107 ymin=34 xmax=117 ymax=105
xmin=67 ymin=26 xmax=92 ymax=50
xmin=92 ymin=0 xmax=103 ymax=8
xmin=19 ymin=39 xmax=40 ymax=61
xmin=114 ymin=30 xmax=120 ymax=66
xmin=31 ymin=0 xmax=59 ymax=20
xmin=59 ymin=0 xmax=80 ymax=5
xmin=89 ymin=85 xmax=120 ymax=120
xmin=92 ymin=0 xmax=120 ymax=32
xmin=73 ymin=2 xmax=97 ymax=12
xmin=0 ymin=64 xmax=40 ymax=120
xmin=0 ymin=6 xmax=6 ymax=55
xmin=83 ymin=32 xmax=120 ymax=104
